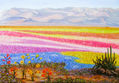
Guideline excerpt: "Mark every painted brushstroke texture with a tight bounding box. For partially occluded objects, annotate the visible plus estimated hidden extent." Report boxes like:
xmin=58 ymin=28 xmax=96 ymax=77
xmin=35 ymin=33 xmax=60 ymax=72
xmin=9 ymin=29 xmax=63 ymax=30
xmin=61 ymin=51 xmax=119 ymax=66
xmin=0 ymin=45 xmax=80 ymax=53
xmin=0 ymin=26 xmax=119 ymax=54
xmin=21 ymin=31 xmax=119 ymax=39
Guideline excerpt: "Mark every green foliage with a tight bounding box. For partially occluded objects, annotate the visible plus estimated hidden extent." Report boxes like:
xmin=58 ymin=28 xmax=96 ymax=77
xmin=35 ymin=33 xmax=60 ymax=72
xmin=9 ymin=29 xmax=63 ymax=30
xmin=93 ymin=46 xmax=117 ymax=71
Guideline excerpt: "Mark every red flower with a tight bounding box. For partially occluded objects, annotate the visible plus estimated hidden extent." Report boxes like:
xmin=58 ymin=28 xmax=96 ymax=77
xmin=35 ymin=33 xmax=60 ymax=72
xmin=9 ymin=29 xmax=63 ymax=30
xmin=8 ymin=57 xmax=11 ymax=59
xmin=7 ymin=54 xmax=9 ymax=57
xmin=2 ymin=59 xmax=5 ymax=61
xmin=42 ymin=68 xmax=52 ymax=76
xmin=41 ymin=74 xmax=45 ymax=77
xmin=1 ymin=65 xmax=4 ymax=67
xmin=49 ymin=71 xmax=52 ymax=75
xmin=45 ymin=68 xmax=49 ymax=71
xmin=10 ymin=68 xmax=14 ymax=72
xmin=42 ymin=70 xmax=46 ymax=73
xmin=7 ymin=61 xmax=11 ymax=64
xmin=10 ymin=66 xmax=18 ymax=72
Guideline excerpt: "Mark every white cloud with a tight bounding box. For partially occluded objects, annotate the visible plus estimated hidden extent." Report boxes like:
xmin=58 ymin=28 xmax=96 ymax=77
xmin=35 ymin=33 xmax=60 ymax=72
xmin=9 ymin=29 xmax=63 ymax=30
xmin=0 ymin=11 xmax=3 ymax=18
xmin=0 ymin=10 xmax=5 ymax=20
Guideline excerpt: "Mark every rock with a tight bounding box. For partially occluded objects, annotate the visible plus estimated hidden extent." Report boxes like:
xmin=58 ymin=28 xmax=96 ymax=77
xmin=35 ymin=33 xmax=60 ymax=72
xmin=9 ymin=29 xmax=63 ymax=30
xmin=116 ymin=68 xmax=119 ymax=73
xmin=93 ymin=68 xmax=105 ymax=74
xmin=111 ymin=70 xmax=118 ymax=76
xmin=92 ymin=68 xmax=119 ymax=77
xmin=106 ymin=69 xmax=112 ymax=76
xmin=99 ymin=68 xmax=105 ymax=74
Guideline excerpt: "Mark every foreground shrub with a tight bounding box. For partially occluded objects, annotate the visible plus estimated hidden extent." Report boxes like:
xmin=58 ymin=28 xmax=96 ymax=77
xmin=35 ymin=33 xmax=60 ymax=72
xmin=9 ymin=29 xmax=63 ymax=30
xmin=0 ymin=54 xmax=21 ymax=83
xmin=0 ymin=66 xmax=21 ymax=83
xmin=27 ymin=54 xmax=42 ymax=81
xmin=18 ymin=53 xmax=42 ymax=80
xmin=9 ymin=66 xmax=18 ymax=79
xmin=27 ymin=63 xmax=40 ymax=81
xmin=93 ymin=46 xmax=117 ymax=76
xmin=41 ymin=68 xmax=53 ymax=83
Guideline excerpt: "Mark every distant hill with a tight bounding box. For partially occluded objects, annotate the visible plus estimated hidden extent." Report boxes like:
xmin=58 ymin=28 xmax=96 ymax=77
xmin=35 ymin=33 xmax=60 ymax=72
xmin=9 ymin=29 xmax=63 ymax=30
xmin=0 ymin=7 xmax=119 ymax=27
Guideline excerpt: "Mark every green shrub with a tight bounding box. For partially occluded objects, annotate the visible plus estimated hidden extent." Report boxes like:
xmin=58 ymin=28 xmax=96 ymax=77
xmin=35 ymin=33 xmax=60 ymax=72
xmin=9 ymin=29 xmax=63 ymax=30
xmin=93 ymin=46 xmax=117 ymax=75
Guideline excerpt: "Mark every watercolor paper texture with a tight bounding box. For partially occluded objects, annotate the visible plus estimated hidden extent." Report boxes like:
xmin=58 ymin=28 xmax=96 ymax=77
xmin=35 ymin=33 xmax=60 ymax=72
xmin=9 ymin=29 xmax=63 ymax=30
xmin=0 ymin=0 xmax=119 ymax=83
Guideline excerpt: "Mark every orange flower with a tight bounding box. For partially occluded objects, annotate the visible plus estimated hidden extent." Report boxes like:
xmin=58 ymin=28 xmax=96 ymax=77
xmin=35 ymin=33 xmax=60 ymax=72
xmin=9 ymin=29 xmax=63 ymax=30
xmin=10 ymin=66 xmax=18 ymax=72
xmin=48 ymin=71 xmax=52 ymax=75
xmin=42 ymin=70 xmax=46 ymax=73
xmin=10 ymin=68 xmax=14 ymax=72
xmin=36 ymin=64 xmax=40 ymax=68
xmin=15 ymin=73 xmax=17 ymax=76
xmin=7 ymin=61 xmax=11 ymax=64
xmin=27 ymin=69 xmax=33 ymax=75
xmin=36 ymin=70 xmax=40 ymax=73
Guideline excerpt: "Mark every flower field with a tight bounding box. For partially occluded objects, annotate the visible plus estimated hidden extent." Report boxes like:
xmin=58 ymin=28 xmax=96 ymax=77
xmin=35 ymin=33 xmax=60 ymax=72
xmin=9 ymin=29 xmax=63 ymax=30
xmin=0 ymin=26 xmax=119 ymax=54
xmin=0 ymin=26 xmax=119 ymax=82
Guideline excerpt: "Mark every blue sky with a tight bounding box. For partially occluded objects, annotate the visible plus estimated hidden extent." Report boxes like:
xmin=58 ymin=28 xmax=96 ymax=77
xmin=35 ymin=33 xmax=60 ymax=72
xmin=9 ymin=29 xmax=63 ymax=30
xmin=0 ymin=0 xmax=119 ymax=11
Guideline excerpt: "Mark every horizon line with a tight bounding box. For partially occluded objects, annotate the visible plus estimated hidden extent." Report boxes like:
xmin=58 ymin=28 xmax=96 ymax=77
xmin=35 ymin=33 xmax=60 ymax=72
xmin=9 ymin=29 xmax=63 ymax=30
xmin=1 ymin=7 xmax=119 ymax=11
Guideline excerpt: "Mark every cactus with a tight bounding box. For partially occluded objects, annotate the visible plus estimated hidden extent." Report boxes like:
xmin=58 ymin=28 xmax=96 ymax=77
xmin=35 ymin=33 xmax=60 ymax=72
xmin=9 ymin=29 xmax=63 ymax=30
xmin=93 ymin=46 xmax=117 ymax=75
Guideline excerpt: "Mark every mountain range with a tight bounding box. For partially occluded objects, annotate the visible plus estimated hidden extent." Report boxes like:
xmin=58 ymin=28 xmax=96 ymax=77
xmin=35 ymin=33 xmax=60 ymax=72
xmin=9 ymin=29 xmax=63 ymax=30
xmin=0 ymin=7 xmax=119 ymax=27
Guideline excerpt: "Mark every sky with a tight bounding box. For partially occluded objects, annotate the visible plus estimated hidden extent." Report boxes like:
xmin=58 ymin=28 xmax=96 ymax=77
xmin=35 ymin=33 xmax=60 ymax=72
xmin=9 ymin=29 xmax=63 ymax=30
xmin=0 ymin=0 xmax=119 ymax=11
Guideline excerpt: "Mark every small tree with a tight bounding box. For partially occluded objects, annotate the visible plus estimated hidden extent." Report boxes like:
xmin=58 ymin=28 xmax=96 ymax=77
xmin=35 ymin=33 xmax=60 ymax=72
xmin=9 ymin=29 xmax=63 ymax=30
xmin=41 ymin=68 xmax=53 ymax=83
xmin=9 ymin=66 xmax=18 ymax=79
xmin=27 ymin=54 xmax=42 ymax=81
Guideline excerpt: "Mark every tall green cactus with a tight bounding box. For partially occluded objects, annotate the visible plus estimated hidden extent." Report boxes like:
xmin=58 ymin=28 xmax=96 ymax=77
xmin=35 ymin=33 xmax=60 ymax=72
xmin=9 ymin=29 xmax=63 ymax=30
xmin=93 ymin=46 xmax=116 ymax=72
xmin=110 ymin=46 xmax=112 ymax=62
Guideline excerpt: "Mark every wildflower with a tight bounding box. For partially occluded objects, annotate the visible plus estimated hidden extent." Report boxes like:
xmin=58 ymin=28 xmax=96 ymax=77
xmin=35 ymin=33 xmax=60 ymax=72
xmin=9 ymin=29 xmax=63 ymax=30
xmin=36 ymin=70 xmax=40 ymax=73
xmin=8 ymin=57 xmax=11 ymax=59
xmin=26 ymin=54 xmax=29 ymax=56
xmin=36 ymin=64 xmax=40 ymax=68
xmin=10 ymin=66 xmax=18 ymax=79
xmin=2 ymin=59 xmax=5 ymax=61
xmin=39 ymin=57 xmax=43 ymax=60
xmin=1 ymin=65 xmax=4 ymax=67
xmin=27 ymin=56 xmax=30 ymax=59
xmin=32 ymin=58 xmax=34 ymax=60
xmin=21 ymin=55 xmax=26 ymax=59
xmin=7 ymin=61 xmax=11 ymax=64
xmin=7 ymin=54 xmax=10 ymax=57
xmin=36 ymin=54 xmax=39 ymax=58
xmin=14 ymin=62 xmax=17 ymax=64
xmin=27 ymin=69 xmax=35 ymax=81
xmin=28 ymin=69 xmax=33 ymax=75
xmin=41 ymin=74 xmax=45 ymax=77
xmin=28 ymin=61 xmax=31 ymax=64
xmin=20 ymin=61 xmax=24 ymax=64
xmin=10 ymin=66 xmax=18 ymax=72
xmin=42 ymin=68 xmax=52 ymax=77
